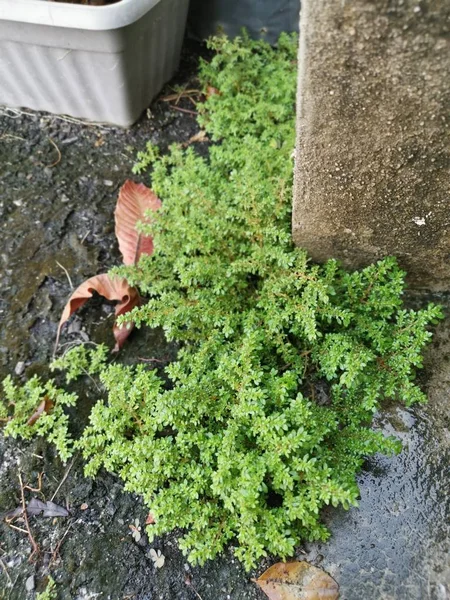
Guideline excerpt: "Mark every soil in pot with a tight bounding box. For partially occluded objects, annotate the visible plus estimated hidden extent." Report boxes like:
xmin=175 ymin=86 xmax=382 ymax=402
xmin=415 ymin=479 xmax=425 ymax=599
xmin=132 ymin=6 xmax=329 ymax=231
xmin=49 ymin=0 xmax=121 ymax=6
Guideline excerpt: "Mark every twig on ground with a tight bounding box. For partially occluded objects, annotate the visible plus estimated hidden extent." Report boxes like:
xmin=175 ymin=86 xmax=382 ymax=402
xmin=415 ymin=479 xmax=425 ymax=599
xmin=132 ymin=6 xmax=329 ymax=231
xmin=185 ymin=577 xmax=204 ymax=600
xmin=18 ymin=471 xmax=40 ymax=562
xmin=50 ymin=456 xmax=77 ymax=502
xmin=160 ymin=88 xmax=202 ymax=106
xmin=80 ymin=368 xmax=102 ymax=393
xmin=49 ymin=521 xmax=73 ymax=567
xmin=0 ymin=556 xmax=12 ymax=586
xmin=0 ymin=133 xmax=26 ymax=142
xmin=80 ymin=230 xmax=91 ymax=245
xmin=46 ymin=138 xmax=62 ymax=168
xmin=48 ymin=113 xmax=113 ymax=130
xmin=0 ymin=107 xmax=111 ymax=130
xmin=56 ymin=340 xmax=100 ymax=360
xmin=169 ymin=105 xmax=198 ymax=116
xmin=24 ymin=472 xmax=43 ymax=493
xmin=56 ymin=261 xmax=74 ymax=290
xmin=6 ymin=523 xmax=29 ymax=535
xmin=191 ymin=588 xmax=204 ymax=600
xmin=138 ymin=357 xmax=169 ymax=364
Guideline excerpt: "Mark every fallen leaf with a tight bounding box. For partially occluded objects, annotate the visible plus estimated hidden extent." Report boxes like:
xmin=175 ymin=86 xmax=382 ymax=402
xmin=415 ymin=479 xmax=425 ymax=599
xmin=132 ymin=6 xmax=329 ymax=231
xmin=115 ymin=180 xmax=161 ymax=266
xmin=253 ymin=562 xmax=339 ymax=600
xmin=149 ymin=548 xmax=165 ymax=569
xmin=56 ymin=274 xmax=140 ymax=352
xmin=94 ymin=135 xmax=104 ymax=147
xmin=2 ymin=499 xmax=69 ymax=520
xmin=1 ymin=506 xmax=22 ymax=520
xmin=40 ymin=500 xmax=70 ymax=518
xmin=27 ymin=498 xmax=69 ymax=517
xmin=26 ymin=498 xmax=47 ymax=514
xmin=206 ymin=86 xmax=221 ymax=97
xmin=185 ymin=130 xmax=209 ymax=146
xmin=27 ymin=396 xmax=54 ymax=426
xmin=145 ymin=512 xmax=155 ymax=525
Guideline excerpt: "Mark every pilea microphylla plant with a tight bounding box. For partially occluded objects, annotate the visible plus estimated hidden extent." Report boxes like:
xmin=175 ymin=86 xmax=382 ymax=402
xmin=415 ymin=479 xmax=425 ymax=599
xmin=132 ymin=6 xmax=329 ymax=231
xmin=1 ymin=33 xmax=443 ymax=569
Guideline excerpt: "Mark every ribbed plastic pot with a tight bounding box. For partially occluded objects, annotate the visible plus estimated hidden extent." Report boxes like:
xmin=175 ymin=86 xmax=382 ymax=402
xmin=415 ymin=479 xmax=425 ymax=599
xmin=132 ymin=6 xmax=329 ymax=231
xmin=0 ymin=0 xmax=189 ymax=126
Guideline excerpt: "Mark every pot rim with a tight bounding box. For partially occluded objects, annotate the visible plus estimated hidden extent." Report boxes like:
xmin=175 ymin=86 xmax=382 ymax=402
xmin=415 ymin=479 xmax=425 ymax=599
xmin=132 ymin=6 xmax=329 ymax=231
xmin=0 ymin=0 xmax=163 ymax=31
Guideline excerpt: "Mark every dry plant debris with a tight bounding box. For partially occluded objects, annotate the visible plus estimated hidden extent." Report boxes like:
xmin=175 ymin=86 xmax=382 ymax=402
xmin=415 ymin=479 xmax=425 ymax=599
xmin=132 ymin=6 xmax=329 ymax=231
xmin=254 ymin=561 xmax=339 ymax=600
xmin=56 ymin=180 xmax=161 ymax=352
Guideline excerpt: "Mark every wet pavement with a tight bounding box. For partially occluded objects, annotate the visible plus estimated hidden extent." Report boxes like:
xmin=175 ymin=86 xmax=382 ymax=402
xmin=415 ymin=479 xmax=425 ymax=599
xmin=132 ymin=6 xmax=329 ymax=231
xmin=301 ymin=315 xmax=450 ymax=599
xmin=0 ymin=43 xmax=449 ymax=600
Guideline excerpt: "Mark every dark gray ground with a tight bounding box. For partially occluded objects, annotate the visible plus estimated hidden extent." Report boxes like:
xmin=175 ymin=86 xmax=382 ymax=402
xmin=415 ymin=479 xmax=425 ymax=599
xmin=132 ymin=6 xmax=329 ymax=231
xmin=0 ymin=42 xmax=449 ymax=600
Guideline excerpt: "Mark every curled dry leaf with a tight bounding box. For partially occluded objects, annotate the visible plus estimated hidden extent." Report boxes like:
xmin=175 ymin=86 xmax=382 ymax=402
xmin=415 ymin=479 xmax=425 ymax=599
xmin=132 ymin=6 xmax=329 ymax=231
xmin=115 ymin=180 xmax=161 ymax=266
xmin=253 ymin=561 xmax=339 ymax=600
xmin=56 ymin=274 xmax=140 ymax=352
xmin=145 ymin=512 xmax=156 ymax=525
xmin=27 ymin=396 xmax=54 ymax=426
xmin=184 ymin=130 xmax=209 ymax=147
xmin=55 ymin=181 xmax=159 ymax=352
xmin=206 ymin=85 xmax=221 ymax=97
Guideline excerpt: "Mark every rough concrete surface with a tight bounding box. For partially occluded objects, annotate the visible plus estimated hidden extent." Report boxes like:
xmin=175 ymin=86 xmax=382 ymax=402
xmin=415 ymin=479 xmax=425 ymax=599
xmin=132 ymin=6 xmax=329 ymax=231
xmin=293 ymin=0 xmax=450 ymax=289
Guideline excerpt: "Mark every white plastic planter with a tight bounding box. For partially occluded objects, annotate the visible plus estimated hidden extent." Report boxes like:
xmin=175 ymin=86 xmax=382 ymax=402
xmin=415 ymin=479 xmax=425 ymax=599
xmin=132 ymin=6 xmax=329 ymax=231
xmin=0 ymin=0 xmax=189 ymax=126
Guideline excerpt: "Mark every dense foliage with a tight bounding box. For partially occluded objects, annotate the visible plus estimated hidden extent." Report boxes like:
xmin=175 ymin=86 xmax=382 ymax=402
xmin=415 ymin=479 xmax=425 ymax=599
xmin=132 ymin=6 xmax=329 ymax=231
xmin=1 ymin=374 xmax=76 ymax=461
xmin=1 ymin=34 xmax=442 ymax=569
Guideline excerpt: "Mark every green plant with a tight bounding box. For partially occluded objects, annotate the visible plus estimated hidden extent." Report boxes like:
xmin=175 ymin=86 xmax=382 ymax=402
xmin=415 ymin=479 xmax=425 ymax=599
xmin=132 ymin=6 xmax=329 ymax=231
xmin=36 ymin=576 xmax=57 ymax=600
xmin=1 ymin=33 xmax=443 ymax=569
xmin=1 ymin=376 xmax=76 ymax=462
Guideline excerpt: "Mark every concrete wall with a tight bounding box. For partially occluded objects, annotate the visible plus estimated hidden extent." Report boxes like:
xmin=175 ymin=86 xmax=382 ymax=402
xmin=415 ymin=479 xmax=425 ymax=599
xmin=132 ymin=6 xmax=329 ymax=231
xmin=293 ymin=0 xmax=450 ymax=289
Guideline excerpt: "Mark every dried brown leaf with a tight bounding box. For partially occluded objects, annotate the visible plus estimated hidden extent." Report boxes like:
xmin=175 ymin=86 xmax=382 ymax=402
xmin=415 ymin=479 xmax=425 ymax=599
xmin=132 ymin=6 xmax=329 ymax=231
xmin=186 ymin=130 xmax=208 ymax=145
xmin=206 ymin=86 xmax=221 ymax=97
xmin=27 ymin=396 xmax=54 ymax=426
xmin=115 ymin=180 xmax=161 ymax=266
xmin=56 ymin=274 xmax=140 ymax=352
xmin=253 ymin=562 xmax=339 ymax=600
xmin=145 ymin=512 xmax=156 ymax=525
